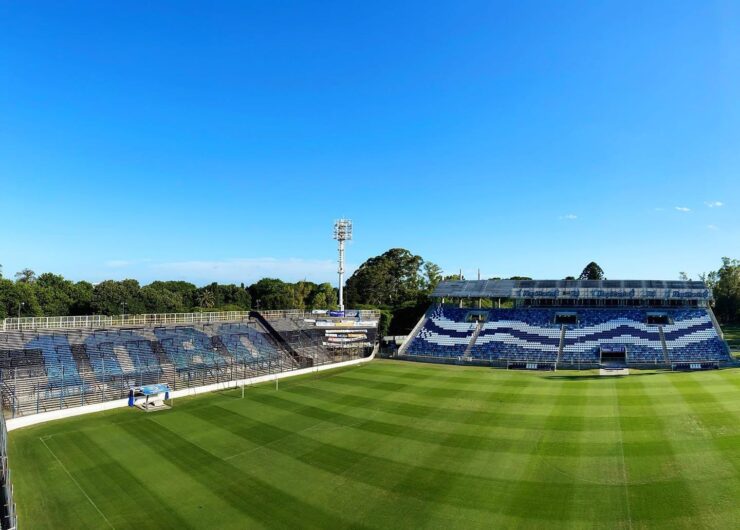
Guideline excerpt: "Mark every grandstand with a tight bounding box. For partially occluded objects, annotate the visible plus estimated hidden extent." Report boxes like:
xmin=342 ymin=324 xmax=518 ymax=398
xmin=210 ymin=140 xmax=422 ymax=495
xmin=0 ymin=310 xmax=378 ymax=419
xmin=399 ymin=279 xmax=733 ymax=370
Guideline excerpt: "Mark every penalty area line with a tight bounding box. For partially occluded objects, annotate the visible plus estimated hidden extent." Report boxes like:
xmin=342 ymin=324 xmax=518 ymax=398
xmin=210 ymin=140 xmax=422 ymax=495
xmin=39 ymin=437 xmax=116 ymax=529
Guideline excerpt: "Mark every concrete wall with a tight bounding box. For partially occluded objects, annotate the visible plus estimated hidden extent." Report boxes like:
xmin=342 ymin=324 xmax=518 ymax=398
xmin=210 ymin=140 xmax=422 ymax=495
xmin=7 ymin=351 xmax=375 ymax=432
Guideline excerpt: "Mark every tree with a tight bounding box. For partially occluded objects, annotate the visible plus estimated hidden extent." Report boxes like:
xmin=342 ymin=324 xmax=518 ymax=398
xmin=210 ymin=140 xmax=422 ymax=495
xmin=679 ymin=272 xmax=691 ymax=281
xmin=344 ymin=248 xmax=425 ymax=307
xmin=141 ymin=285 xmax=186 ymax=314
xmin=91 ymin=279 xmax=145 ymax=315
xmin=35 ymin=273 xmax=75 ymax=316
xmin=710 ymin=257 xmax=740 ymax=324
xmin=249 ymin=278 xmax=293 ymax=310
xmin=0 ymin=280 xmax=42 ymax=318
xmin=70 ymin=281 xmax=94 ymax=315
xmin=422 ymin=262 xmax=443 ymax=293
xmin=15 ymin=268 xmax=36 ymax=283
xmin=147 ymin=281 xmax=198 ymax=309
xmin=578 ymin=262 xmax=605 ymax=280
xmin=197 ymin=289 xmax=216 ymax=309
xmin=307 ymin=283 xmax=336 ymax=309
xmin=564 ymin=276 xmax=576 ymax=281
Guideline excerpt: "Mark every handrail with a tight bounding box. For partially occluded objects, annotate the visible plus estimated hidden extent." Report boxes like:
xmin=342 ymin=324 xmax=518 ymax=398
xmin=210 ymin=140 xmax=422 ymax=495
xmin=1 ymin=309 xmax=380 ymax=332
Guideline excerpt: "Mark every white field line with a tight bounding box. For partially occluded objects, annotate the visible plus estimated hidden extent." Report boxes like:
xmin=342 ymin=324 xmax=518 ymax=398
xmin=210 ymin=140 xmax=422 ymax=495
xmin=39 ymin=437 xmax=116 ymax=529
xmin=613 ymin=391 xmax=633 ymax=529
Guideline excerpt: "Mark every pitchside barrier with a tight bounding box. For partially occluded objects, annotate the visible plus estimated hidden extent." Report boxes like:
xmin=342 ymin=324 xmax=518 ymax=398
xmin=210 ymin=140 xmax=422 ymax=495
xmin=5 ymin=348 xmax=376 ymax=431
xmin=506 ymin=361 xmax=557 ymax=371
xmin=671 ymin=361 xmax=720 ymax=371
xmin=0 ymin=415 xmax=16 ymax=530
xmin=394 ymin=353 xmax=562 ymax=370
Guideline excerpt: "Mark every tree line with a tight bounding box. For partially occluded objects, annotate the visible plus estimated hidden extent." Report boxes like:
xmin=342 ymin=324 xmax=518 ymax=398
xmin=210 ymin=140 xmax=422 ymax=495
xmin=1 ymin=254 xmax=737 ymax=335
xmin=0 ymin=265 xmax=337 ymax=319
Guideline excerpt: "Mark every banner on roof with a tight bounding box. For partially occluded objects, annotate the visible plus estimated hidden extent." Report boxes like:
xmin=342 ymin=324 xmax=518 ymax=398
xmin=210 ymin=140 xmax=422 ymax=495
xmin=511 ymin=288 xmax=710 ymax=300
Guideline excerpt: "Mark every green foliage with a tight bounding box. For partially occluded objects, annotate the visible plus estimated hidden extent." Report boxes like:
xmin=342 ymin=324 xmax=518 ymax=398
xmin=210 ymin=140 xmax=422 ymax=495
xmin=708 ymin=257 xmax=740 ymax=324
xmin=14 ymin=268 xmax=36 ymax=283
xmin=249 ymin=278 xmax=295 ymax=310
xmin=343 ymin=249 xmax=448 ymax=334
xmin=345 ymin=248 xmax=426 ymax=307
xmin=249 ymin=278 xmax=334 ymax=310
xmin=387 ymin=301 xmax=429 ymax=335
xmin=578 ymin=262 xmax=605 ymax=280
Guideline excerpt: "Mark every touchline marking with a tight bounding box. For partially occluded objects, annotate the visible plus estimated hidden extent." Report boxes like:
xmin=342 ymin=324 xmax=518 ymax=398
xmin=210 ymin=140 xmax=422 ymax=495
xmin=39 ymin=437 xmax=116 ymax=529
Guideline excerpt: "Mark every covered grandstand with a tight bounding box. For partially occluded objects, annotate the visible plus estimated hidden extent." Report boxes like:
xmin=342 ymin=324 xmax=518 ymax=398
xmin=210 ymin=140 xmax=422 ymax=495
xmin=398 ymin=279 xmax=733 ymax=370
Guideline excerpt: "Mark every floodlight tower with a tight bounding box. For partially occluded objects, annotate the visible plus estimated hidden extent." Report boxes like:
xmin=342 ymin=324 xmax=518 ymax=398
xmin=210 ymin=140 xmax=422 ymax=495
xmin=333 ymin=219 xmax=353 ymax=311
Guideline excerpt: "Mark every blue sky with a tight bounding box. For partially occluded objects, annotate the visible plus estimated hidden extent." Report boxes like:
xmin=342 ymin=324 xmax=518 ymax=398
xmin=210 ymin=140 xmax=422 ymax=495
xmin=1 ymin=1 xmax=739 ymax=286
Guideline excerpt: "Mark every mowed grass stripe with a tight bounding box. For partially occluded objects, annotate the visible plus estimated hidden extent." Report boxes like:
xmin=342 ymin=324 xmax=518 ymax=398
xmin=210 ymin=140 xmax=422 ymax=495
xmin=119 ymin=417 xmax=359 ymax=529
xmin=662 ymin=378 xmax=740 ymax=526
xmin=355 ymin=362 xmax=740 ymax=399
xmin=623 ymin=375 xmax=704 ymax=527
xmin=241 ymin=383 xmax=635 ymax=461
xmin=325 ymin=369 xmax=740 ymax=414
xmin=184 ymin=370 xmax=516 ymax=521
xmin=503 ymin=379 xmax=626 ymax=524
xmin=8 ymin=361 xmax=740 ymax=529
xmin=43 ymin=430 xmax=194 ymax=529
xmin=279 ymin=374 xmax=740 ymax=441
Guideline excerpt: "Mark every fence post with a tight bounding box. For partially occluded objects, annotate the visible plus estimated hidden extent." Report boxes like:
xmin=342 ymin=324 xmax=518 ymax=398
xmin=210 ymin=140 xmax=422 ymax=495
xmin=60 ymin=365 xmax=64 ymax=410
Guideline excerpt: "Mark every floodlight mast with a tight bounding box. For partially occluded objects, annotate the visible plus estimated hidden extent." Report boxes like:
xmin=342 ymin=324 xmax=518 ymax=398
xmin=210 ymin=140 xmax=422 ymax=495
xmin=333 ymin=219 xmax=353 ymax=311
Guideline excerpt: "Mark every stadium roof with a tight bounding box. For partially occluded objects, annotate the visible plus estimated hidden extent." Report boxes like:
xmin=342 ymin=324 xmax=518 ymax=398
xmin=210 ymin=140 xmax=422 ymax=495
xmin=432 ymin=279 xmax=712 ymax=300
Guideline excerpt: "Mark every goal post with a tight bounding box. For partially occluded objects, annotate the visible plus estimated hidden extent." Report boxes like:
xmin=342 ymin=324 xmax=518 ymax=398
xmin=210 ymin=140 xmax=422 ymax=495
xmin=129 ymin=383 xmax=172 ymax=412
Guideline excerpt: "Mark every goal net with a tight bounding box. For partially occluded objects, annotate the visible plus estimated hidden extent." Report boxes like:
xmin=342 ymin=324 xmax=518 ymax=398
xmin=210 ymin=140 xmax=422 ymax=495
xmin=129 ymin=383 xmax=172 ymax=412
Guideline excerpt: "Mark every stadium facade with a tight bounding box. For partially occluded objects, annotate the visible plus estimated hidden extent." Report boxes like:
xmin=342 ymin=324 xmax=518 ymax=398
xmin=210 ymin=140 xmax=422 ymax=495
xmin=397 ymin=279 xmax=733 ymax=370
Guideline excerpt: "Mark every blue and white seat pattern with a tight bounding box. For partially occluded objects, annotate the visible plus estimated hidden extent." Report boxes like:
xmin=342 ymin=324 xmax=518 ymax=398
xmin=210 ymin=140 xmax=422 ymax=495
xmin=561 ymin=310 xmax=663 ymax=363
xmin=405 ymin=306 xmax=476 ymax=357
xmin=471 ymin=309 xmax=560 ymax=362
xmin=403 ymin=306 xmax=730 ymax=364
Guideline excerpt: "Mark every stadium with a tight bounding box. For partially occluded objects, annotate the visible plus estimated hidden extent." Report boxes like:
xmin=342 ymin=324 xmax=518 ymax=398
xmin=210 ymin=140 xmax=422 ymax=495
xmin=3 ymin=3 xmax=740 ymax=529
xmin=0 ymin=266 xmax=738 ymax=528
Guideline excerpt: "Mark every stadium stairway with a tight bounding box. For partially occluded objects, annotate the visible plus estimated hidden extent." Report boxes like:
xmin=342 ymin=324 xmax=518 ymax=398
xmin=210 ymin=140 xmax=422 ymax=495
xmin=463 ymin=321 xmax=483 ymax=357
xmin=556 ymin=326 xmax=566 ymax=366
xmin=250 ymin=312 xmax=305 ymax=366
xmin=397 ymin=313 xmax=429 ymax=357
xmin=70 ymin=343 xmax=97 ymax=390
xmin=658 ymin=327 xmax=670 ymax=364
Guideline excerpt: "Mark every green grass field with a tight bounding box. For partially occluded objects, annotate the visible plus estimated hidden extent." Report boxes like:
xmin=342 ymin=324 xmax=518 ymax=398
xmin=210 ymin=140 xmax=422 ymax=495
xmin=9 ymin=360 xmax=740 ymax=529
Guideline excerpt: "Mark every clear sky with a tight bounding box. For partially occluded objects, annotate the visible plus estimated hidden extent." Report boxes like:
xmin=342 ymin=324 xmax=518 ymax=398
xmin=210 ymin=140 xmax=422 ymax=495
xmin=1 ymin=1 xmax=738 ymax=286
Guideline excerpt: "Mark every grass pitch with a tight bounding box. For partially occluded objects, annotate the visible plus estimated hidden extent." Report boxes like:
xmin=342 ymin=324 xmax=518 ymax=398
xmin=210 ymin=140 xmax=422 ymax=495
xmin=9 ymin=360 xmax=740 ymax=529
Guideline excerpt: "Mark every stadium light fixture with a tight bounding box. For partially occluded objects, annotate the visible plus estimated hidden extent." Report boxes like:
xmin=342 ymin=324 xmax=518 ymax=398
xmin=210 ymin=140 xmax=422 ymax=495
xmin=333 ymin=219 xmax=353 ymax=311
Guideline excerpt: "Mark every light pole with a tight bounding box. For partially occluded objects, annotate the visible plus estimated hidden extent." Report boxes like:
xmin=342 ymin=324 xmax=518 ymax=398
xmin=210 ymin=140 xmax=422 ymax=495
xmin=17 ymin=301 xmax=24 ymax=319
xmin=333 ymin=219 xmax=353 ymax=312
xmin=121 ymin=302 xmax=126 ymax=320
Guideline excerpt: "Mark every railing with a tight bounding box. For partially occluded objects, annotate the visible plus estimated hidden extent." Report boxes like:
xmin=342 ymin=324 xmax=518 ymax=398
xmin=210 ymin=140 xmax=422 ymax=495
xmin=1 ymin=342 xmax=371 ymax=419
xmin=0 ymin=414 xmax=16 ymax=530
xmin=1 ymin=309 xmax=381 ymax=332
xmin=1 ymin=311 xmax=253 ymax=332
